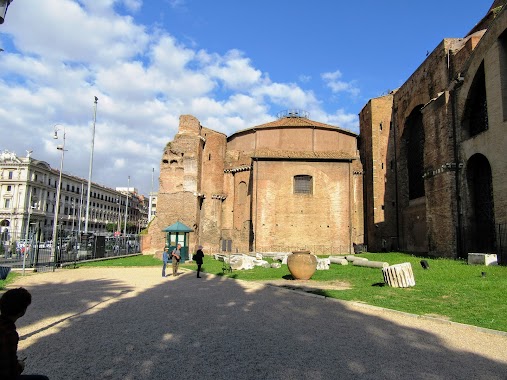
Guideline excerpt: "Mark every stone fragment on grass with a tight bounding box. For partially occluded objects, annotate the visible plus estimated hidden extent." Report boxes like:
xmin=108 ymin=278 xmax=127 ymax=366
xmin=316 ymin=258 xmax=330 ymax=270
xmin=329 ymin=256 xmax=348 ymax=265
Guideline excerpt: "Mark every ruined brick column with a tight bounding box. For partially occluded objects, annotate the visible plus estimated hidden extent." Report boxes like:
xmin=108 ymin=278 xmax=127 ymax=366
xmin=145 ymin=115 xmax=203 ymax=254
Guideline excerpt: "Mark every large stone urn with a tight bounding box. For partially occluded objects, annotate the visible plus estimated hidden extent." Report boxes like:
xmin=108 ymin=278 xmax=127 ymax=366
xmin=287 ymin=250 xmax=317 ymax=280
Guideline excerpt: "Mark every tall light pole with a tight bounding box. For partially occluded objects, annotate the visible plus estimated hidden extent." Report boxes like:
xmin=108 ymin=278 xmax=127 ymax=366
xmin=51 ymin=125 xmax=66 ymax=266
xmin=116 ymin=196 xmax=121 ymax=233
xmin=78 ymin=182 xmax=83 ymax=236
xmin=22 ymin=186 xmax=33 ymax=275
xmin=71 ymin=198 xmax=76 ymax=233
xmin=84 ymin=96 xmax=98 ymax=234
xmin=123 ymin=176 xmax=130 ymax=236
xmin=148 ymin=167 xmax=154 ymax=222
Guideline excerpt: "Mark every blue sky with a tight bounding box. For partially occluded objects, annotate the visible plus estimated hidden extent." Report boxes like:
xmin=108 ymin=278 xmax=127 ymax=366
xmin=0 ymin=0 xmax=493 ymax=195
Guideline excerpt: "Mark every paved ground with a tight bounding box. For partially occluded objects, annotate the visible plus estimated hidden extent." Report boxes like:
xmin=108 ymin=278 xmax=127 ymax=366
xmin=6 ymin=267 xmax=507 ymax=380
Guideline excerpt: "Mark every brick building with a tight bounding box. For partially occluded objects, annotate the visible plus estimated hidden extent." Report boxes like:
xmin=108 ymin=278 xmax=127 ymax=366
xmin=145 ymin=111 xmax=363 ymax=254
xmin=360 ymin=0 xmax=507 ymax=261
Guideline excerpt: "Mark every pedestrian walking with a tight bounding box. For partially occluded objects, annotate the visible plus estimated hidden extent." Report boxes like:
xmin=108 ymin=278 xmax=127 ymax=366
xmin=171 ymin=244 xmax=181 ymax=276
xmin=0 ymin=287 xmax=50 ymax=380
xmin=194 ymin=245 xmax=204 ymax=278
xmin=161 ymin=247 xmax=169 ymax=277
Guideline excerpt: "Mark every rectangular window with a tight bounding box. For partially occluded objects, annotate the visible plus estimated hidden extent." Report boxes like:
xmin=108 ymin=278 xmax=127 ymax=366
xmin=4 ymin=199 xmax=11 ymax=208
xmin=6 ymin=185 xmax=12 ymax=191
xmin=8 ymin=171 xmax=13 ymax=179
xmin=294 ymin=175 xmax=313 ymax=195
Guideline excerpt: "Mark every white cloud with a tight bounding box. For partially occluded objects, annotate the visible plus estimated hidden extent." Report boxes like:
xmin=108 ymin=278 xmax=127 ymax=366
xmin=322 ymin=70 xmax=360 ymax=97
xmin=5 ymin=0 xmax=149 ymax=65
xmin=205 ymin=50 xmax=263 ymax=90
xmin=251 ymin=82 xmax=320 ymax=110
xmin=311 ymin=108 xmax=359 ymax=133
xmin=0 ymin=0 xmax=362 ymax=195
xmin=167 ymin=0 xmax=186 ymax=9
xmin=122 ymin=0 xmax=143 ymax=12
xmin=114 ymin=158 xmax=126 ymax=169
xmin=298 ymin=74 xmax=311 ymax=83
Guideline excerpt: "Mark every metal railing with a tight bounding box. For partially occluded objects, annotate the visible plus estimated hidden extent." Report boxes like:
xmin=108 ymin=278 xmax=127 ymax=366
xmin=0 ymin=231 xmax=141 ymax=271
xmin=460 ymin=223 xmax=506 ymax=265
xmin=497 ymin=223 xmax=507 ymax=265
xmin=219 ymin=244 xmax=367 ymax=256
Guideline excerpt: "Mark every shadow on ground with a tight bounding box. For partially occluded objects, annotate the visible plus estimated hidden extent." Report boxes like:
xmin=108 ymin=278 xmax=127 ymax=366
xmin=8 ymin=268 xmax=507 ymax=380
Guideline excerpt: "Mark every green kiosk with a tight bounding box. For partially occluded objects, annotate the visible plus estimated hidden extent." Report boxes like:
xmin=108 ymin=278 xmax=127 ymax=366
xmin=162 ymin=221 xmax=193 ymax=263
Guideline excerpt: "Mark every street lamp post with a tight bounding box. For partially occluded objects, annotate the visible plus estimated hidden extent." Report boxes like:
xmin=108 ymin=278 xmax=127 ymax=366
xmin=123 ymin=176 xmax=130 ymax=236
xmin=22 ymin=186 xmax=33 ymax=275
xmin=51 ymin=125 xmax=66 ymax=268
xmin=148 ymin=167 xmax=154 ymax=223
xmin=84 ymin=96 xmax=98 ymax=234
xmin=116 ymin=196 xmax=121 ymax=232
xmin=78 ymin=182 xmax=83 ymax=236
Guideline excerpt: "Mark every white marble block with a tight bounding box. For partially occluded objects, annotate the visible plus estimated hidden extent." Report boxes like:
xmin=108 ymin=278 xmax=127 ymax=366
xmin=468 ymin=253 xmax=498 ymax=266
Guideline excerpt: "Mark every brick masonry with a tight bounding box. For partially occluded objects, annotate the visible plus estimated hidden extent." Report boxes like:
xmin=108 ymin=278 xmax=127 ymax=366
xmin=360 ymin=2 xmax=507 ymax=258
xmin=146 ymin=114 xmax=363 ymax=255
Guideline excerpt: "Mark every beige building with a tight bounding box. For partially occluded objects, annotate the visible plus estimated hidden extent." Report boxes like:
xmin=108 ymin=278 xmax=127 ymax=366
xmin=145 ymin=111 xmax=363 ymax=254
xmin=0 ymin=150 xmax=147 ymax=244
xmin=360 ymin=0 xmax=507 ymax=262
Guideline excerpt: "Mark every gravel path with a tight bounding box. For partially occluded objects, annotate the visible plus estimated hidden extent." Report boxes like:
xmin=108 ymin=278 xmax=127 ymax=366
xmin=5 ymin=267 xmax=507 ymax=380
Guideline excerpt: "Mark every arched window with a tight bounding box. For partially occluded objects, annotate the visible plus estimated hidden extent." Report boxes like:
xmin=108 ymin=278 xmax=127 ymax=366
xmin=463 ymin=62 xmax=488 ymax=138
xmin=404 ymin=107 xmax=425 ymax=200
xmin=238 ymin=182 xmax=247 ymax=205
xmin=294 ymin=175 xmax=313 ymax=195
xmin=466 ymin=154 xmax=495 ymax=253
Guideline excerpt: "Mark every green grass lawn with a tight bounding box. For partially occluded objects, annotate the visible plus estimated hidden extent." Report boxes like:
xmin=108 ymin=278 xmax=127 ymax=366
xmin=0 ymin=271 xmax=18 ymax=291
xmin=3 ymin=252 xmax=507 ymax=332
xmin=71 ymin=254 xmax=162 ymax=267
xmin=183 ymin=252 xmax=507 ymax=332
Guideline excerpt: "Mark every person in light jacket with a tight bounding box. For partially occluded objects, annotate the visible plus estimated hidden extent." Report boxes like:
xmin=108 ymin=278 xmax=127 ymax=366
xmin=162 ymin=247 xmax=169 ymax=277
xmin=171 ymin=244 xmax=181 ymax=276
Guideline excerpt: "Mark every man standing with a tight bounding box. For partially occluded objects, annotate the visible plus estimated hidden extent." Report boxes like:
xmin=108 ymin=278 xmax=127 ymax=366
xmin=161 ymin=247 xmax=169 ymax=277
xmin=0 ymin=287 xmax=49 ymax=380
xmin=171 ymin=244 xmax=181 ymax=276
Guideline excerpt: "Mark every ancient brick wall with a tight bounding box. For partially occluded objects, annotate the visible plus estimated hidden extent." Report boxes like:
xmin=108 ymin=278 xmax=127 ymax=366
xmin=456 ymin=8 xmax=507 ymax=231
xmin=197 ymin=127 xmax=227 ymax=252
xmin=420 ymin=93 xmax=458 ymax=257
xmin=252 ymin=160 xmax=355 ymax=252
xmin=145 ymin=115 xmax=203 ymax=254
xmin=391 ymin=40 xmax=454 ymax=253
xmin=359 ymin=4 xmax=507 ymax=258
xmin=148 ymin=114 xmax=363 ymax=255
xmin=359 ymin=94 xmax=397 ymax=252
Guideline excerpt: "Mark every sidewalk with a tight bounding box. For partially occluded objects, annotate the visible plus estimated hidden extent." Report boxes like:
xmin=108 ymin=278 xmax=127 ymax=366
xmin=8 ymin=267 xmax=507 ymax=380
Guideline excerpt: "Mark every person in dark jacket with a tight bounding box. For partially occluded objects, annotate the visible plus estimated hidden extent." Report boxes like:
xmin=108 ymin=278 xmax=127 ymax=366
xmin=0 ymin=287 xmax=49 ymax=380
xmin=194 ymin=245 xmax=204 ymax=278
